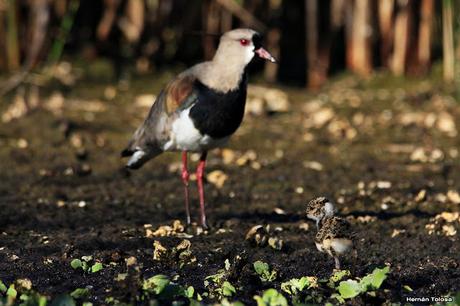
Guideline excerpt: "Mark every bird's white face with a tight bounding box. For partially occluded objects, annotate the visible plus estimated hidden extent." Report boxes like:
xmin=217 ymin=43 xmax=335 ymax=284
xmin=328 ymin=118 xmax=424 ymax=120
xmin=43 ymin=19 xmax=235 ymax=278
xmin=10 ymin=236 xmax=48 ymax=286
xmin=237 ymin=37 xmax=257 ymax=65
xmin=216 ymin=29 xmax=276 ymax=66
xmin=219 ymin=35 xmax=258 ymax=65
xmin=237 ymin=35 xmax=276 ymax=64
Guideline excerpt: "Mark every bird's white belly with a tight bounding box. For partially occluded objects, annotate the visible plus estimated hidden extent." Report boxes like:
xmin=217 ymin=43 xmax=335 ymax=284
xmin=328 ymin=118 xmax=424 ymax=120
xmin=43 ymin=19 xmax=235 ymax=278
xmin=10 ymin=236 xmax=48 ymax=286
xmin=165 ymin=108 xmax=229 ymax=152
xmin=331 ymin=238 xmax=352 ymax=254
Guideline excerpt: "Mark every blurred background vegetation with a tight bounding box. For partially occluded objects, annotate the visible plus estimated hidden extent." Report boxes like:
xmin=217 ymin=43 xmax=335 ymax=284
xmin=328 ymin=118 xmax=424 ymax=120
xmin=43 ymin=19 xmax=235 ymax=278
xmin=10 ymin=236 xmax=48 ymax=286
xmin=0 ymin=0 xmax=459 ymax=98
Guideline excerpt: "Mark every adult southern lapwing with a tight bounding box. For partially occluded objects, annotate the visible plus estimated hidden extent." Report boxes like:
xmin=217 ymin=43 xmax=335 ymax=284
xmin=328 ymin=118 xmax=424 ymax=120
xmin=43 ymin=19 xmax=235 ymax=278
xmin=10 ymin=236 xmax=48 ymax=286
xmin=121 ymin=29 xmax=275 ymax=228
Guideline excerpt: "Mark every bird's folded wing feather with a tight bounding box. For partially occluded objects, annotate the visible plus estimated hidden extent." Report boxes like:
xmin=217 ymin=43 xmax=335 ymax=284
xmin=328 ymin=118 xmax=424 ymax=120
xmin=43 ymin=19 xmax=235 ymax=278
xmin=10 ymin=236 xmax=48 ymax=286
xmin=122 ymin=72 xmax=200 ymax=156
xmin=334 ymin=219 xmax=355 ymax=239
xmin=163 ymin=73 xmax=199 ymax=115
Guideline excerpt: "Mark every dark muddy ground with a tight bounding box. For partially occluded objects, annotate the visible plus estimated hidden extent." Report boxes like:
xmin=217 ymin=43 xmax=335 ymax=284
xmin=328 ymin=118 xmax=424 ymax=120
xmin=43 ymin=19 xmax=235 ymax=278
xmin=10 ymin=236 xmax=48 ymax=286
xmin=0 ymin=72 xmax=460 ymax=305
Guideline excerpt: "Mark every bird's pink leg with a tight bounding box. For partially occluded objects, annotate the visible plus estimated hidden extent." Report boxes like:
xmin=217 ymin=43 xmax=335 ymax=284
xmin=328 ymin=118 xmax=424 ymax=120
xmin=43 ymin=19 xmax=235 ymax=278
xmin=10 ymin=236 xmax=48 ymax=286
xmin=196 ymin=151 xmax=208 ymax=228
xmin=181 ymin=151 xmax=191 ymax=225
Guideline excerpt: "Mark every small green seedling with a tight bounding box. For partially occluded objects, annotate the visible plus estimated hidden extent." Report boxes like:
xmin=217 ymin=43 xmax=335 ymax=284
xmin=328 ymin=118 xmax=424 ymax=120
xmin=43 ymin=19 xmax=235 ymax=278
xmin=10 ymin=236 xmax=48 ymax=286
xmin=185 ymin=286 xmax=195 ymax=298
xmin=19 ymin=293 xmax=47 ymax=306
xmin=254 ymin=288 xmax=288 ymax=306
xmin=205 ymin=271 xmax=226 ymax=287
xmin=359 ymin=266 xmax=390 ymax=290
xmin=183 ymin=285 xmax=204 ymax=305
xmin=0 ymin=279 xmax=48 ymax=306
xmin=204 ymin=275 xmax=237 ymax=298
xmin=142 ymin=274 xmax=188 ymax=302
xmin=105 ymin=296 xmax=124 ymax=305
xmin=0 ymin=280 xmax=7 ymax=293
xmin=142 ymin=275 xmax=170 ymax=295
xmin=403 ymin=285 xmax=413 ymax=292
xmin=328 ymin=270 xmax=351 ymax=288
xmin=90 ymin=262 xmax=103 ymax=273
xmin=70 ymin=288 xmax=90 ymax=299
xmin=70 ymin=256 xmax=103 ymax=274
xmin=281 ymin=276 xmax=316 ymax=295
xmin=337 ymin=280 xmax=361 ymax=299
xmin=204 ymin=259 xmax=237 ymax=299
xmin=219 ymin=298 xmax=245 ymax=306
xmin=337 ymin=266 xmax=390 ymax=300
xmin=6 ymin=285 xmax=17 ymax=299
xmin=205 ymin=259 xmax=231 ymax=284
xmin=221 ymin=281 xmax=236 ymax=297
xmin=71 ymin=259 xmax=83 ymax=269
xmin=253 ymin=261 xmax=277 ymax=282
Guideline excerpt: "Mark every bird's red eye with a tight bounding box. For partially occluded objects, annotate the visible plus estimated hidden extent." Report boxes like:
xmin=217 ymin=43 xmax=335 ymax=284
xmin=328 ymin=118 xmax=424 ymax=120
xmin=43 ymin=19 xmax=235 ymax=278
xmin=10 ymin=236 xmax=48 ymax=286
xmin=239 ymin=39 xmax=250 ymax=46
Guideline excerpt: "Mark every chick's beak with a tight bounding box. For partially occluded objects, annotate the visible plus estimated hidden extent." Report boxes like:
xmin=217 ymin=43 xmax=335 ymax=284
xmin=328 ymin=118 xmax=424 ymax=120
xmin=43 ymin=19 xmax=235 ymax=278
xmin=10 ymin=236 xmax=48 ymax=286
xmin=254 ymin=47 xmax=276 ymax=63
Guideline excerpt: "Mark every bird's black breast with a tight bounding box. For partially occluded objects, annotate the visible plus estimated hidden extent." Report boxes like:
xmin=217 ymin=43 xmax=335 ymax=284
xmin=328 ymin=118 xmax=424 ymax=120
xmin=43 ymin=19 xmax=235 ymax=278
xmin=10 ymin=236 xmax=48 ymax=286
xmin=189 ymin=75 xmax=247 ymax=139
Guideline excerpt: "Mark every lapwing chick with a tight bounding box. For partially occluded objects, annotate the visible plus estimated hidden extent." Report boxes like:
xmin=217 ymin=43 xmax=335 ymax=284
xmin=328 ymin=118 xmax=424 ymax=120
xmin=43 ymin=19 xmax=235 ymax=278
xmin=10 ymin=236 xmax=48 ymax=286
xmin=121 ymin=29 xmax=276 ymax=228
xmin=315 ymin=216 xmax=354 ymax=270
xmin=306 ymin=197 xmax=336 ymax=229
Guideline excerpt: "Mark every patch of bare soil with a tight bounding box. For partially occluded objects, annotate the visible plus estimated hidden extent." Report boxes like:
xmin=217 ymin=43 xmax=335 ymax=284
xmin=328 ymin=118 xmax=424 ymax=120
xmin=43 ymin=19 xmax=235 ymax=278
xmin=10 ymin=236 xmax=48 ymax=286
xmin=0 ymin=75 xmax=459 ymax=304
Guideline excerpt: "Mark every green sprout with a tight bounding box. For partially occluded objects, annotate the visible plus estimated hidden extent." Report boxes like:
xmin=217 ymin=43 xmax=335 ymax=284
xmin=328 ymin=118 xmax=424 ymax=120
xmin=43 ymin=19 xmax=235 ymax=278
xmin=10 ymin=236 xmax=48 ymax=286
xmin=328 ymin=270 xmax=351 ymax=288
xmin=253 ymin=261 xmax=277 ymax=282
xmin=0 ymin=279 xmax=48 ymax=306
xmin=185 ymin=286 xmax=195 ymax=298
xmin=90 ymin=262 xmax=103 ymax=273
xmin=359 ymin=266 xmax=390 ymax=290
xmin=221 ymin=281 xmax=236 ymax=297
xmin=0 ymin=280 xmax=7 ymax=293
xmin=204 ymin=259 xmax=237 ymax=299
xmin=280 ymin=276 xmax=317 ymax=295
xmin=70 ymin=256 xmax=103 ymax=274
xmin=141 ymin=274 xmax=190 ymax=302
xmin=142 ymin=275 xmax=170 ymax=295
xmin=403 ymin=285 xmax=413 ymax=292
xmin=70 ymin=259 xmax=83 ymax=269
xmin=70 ymin=288 xmax=90 ymax=299
xmin=19 ymin=293 xmax=48 ymax=306
xmin=6 ymin=285 xmax=17 ymax=299
xmin=219 ymin=298 xmax=245 ymax=306
xmin=337 ymin=266 xmax=390 ymax=300
xmin=184 ymin=286 xmax=203 ymax=304
xmin=254 ymin=288 xmax=288 ymax=306
xmin=337 ymin=280 xmax=361 ymax=299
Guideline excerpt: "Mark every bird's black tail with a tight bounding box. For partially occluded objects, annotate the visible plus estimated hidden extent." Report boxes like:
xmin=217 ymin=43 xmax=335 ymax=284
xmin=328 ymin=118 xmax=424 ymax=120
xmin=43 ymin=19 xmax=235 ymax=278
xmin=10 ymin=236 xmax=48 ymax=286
xmin=120 ymin=147 xmax=150 ymax=170
xmin=121 ymin=148 xmax=134 ymax=158
xmin=121 ymin=123 xmax=162 ymax=169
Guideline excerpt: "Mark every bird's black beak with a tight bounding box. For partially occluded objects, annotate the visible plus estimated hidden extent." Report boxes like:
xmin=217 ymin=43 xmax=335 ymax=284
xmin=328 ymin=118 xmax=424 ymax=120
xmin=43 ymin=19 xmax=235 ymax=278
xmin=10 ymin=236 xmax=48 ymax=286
xmin=254 ymin=47 xmax=276 ymax=63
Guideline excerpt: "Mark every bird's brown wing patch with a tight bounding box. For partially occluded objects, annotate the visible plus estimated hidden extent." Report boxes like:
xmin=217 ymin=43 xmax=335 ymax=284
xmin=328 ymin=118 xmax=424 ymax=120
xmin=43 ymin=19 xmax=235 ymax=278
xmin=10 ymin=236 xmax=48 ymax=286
xmin=164 ymin=74 xmax=196 ymax=114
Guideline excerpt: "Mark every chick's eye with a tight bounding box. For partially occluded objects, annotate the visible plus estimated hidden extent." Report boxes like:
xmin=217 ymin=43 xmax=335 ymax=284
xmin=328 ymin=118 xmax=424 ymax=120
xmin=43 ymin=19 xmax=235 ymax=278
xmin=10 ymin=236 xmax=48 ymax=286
xmin=239 ymin=39 xmax=250 ymax=46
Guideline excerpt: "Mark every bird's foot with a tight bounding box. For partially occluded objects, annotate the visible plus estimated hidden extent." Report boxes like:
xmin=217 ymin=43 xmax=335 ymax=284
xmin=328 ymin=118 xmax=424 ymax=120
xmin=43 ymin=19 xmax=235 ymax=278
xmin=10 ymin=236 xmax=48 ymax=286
xmin=185 ymin=215 xmax=191 ymax=227
xmin=200 ymin=217 xmax=208 ymax=230
xmin=183 ymin=221 xmax=209 ymax=235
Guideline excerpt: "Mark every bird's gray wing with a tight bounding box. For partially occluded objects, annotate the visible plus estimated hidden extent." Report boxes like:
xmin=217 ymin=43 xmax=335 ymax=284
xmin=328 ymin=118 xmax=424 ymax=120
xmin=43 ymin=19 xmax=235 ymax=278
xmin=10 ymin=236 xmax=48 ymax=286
xmin=121 ymin=73 xmax=199 ymax=168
